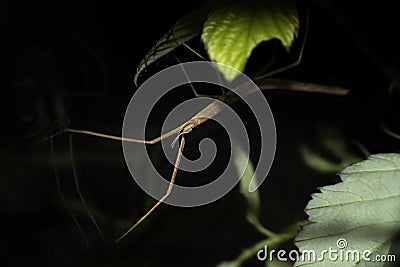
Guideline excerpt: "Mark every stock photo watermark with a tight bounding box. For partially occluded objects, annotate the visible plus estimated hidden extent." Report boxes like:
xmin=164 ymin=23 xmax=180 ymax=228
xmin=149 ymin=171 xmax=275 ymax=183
xmin=257 ymin=238 xmax=397 ymax=264
xmin=122 ymin=61 xmax=276 ymax=207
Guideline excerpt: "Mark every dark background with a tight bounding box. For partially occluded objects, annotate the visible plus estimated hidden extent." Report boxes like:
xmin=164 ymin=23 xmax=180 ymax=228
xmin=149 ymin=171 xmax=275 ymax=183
xmin=1 ymin=0 xmax=399 ymax=266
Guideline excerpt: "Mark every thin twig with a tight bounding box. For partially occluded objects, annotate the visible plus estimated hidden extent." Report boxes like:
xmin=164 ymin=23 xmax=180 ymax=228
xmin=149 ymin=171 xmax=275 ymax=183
xmin=45 ymin=79 xmax=349 ymax=145
xmin=257 ymin=79 xmax=349 ymax=95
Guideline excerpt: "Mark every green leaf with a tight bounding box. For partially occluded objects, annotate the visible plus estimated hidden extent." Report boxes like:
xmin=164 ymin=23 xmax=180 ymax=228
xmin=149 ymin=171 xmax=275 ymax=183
xmin=295 ymin=153 xmax=400 ymax=266
xmin=301 ymin=126 xmax=366 ymax=173
xmin=301 ymin=146 xmax=345 ymax=173
xmin=201 ymin=0 xmax=298 ymax=81
xmin=134 ymin=5 xmax=209 ymax=85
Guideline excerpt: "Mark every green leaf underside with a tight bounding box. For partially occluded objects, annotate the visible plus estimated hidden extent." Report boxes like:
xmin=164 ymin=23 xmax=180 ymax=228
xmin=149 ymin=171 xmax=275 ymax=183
xmin=295 ymin=154 xmax=400 ymax=266
xmin=134 ymin=5 xmax=209 ymax=85
xmin=201 ymin=0 xmax=298 ymax=81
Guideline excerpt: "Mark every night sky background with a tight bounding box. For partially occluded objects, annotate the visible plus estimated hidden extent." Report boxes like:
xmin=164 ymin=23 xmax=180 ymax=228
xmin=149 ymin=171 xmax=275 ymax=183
xmin=1 ymin=1 xmax=400 ymax=266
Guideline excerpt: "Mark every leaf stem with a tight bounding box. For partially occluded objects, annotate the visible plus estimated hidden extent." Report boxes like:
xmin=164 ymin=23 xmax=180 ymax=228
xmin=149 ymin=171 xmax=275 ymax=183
xmin=249 ymin=218 xmax=278 ymax=238
xmin=217 ymin=220 xmax=308 ymax=267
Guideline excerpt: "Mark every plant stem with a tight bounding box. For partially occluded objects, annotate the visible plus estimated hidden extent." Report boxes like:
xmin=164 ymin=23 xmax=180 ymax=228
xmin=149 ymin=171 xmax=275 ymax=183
xmin=217 ymin=220 xmax=308 ymax=267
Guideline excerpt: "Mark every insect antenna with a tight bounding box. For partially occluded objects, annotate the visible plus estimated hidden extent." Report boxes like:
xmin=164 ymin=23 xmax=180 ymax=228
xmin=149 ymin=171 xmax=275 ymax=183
xmin=49 ymin=137 xmax=89 ymax=245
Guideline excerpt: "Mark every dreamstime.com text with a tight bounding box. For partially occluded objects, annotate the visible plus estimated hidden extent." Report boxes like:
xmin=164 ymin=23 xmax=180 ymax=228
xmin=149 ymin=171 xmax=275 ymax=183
xmin=257 ymin=238 xmax=396 ymax=263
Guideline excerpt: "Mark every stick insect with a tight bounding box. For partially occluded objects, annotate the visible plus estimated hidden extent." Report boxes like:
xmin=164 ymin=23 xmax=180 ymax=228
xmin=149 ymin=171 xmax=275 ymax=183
xmin=48 ymin=80 xmax=348 ymax=241
xmin=46 ymin=8 xmax=349 ymax=242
